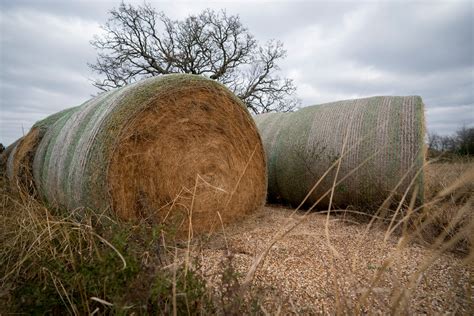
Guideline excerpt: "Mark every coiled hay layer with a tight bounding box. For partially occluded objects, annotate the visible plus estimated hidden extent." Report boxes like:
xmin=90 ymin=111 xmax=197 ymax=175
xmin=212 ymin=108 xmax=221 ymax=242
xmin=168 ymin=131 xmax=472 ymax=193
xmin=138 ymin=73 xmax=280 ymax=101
xmin=255 ymin=96 xmax=425 ymax=209
xmin=14 ymin=75 xmax=267 ymax=233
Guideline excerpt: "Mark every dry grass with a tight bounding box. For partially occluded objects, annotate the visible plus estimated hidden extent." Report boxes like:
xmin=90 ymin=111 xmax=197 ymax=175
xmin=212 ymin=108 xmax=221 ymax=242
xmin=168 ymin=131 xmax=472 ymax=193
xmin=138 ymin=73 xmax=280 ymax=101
xmin=197 ymin=205 xmax=472 ymax=314
xmin=1 ymin=158 xmax=472 ymax=314
xmin=0 ymin=176 xmax=216 ymax=314
xmin=421 ymin=161 xmax=474 ymax=252
xmin=196 ymin=158 xmax=473 ymax=314
xmin=0 ymin=174 xmax=269 ymax=314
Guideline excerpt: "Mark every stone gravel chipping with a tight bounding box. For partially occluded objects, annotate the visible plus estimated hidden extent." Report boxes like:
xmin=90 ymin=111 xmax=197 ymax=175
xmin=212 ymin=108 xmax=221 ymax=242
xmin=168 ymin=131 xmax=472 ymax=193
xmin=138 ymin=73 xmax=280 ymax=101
xmin=197 ymin=206 xmax=472 ymax=314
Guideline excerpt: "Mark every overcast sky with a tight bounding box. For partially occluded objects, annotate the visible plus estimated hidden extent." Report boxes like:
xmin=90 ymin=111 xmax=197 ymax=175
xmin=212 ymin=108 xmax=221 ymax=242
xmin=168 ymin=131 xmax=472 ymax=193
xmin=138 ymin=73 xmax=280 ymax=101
xmin=1 ymin=0 xmax=473 ymax=145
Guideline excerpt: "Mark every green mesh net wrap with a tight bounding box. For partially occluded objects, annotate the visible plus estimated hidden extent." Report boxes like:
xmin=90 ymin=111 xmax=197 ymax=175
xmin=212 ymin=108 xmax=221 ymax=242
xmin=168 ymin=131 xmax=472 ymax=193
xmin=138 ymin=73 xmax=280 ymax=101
xmin=254 ymin=96 xmax=425 ymax=209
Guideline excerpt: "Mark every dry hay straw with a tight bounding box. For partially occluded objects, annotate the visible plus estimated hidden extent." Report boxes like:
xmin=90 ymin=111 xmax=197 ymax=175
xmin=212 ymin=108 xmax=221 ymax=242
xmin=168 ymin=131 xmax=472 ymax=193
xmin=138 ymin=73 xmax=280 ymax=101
xmin=9 ymin=74 xmax=266 ymax=234
xmin=254 ymin=96 xmax=425 ymax=210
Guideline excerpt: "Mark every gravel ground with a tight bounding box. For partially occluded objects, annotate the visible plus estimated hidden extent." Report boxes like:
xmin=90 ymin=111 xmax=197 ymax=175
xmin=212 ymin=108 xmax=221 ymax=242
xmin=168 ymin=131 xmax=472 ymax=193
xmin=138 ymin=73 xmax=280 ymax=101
xmin=196 ymin=206 xmax=473 ymax=314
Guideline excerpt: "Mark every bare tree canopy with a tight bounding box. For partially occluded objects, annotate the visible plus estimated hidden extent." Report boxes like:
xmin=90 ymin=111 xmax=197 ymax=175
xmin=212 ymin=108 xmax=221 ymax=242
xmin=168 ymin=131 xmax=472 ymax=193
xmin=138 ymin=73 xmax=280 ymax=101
xmin=427 ymin=126 xmax=474 ymax=156
xmin=89 ymin=2 xmax=300 ymax=114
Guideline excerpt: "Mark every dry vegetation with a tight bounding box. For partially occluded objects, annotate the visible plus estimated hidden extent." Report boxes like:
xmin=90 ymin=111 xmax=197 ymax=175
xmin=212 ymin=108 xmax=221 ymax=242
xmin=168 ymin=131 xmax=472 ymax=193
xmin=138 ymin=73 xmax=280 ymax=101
xmin=1 ymin=159 xmax=473 ymax=314
xmin=422 ymin=160 xmax=474 ymax=252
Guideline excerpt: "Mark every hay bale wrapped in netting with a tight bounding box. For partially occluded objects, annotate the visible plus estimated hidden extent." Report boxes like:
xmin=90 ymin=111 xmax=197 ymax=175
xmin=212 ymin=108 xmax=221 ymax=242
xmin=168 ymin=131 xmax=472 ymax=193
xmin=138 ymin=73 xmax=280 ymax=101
xmin=255 ymin=96 xmax=425 ymax=209
xmin=5 ymin=107 xmax=79 ymax=195
xmin=1 ymin=139 xmax=22 ymax=178
xmin=27 ymin=74 xmax=266 ymax=233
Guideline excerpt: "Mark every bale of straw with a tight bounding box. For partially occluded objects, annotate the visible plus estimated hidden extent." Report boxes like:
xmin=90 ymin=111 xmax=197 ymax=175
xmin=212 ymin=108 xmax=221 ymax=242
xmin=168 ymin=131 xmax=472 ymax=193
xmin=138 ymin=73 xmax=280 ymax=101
xmin=24 ymin=74 xmax=265 ymax=233
xmin=5 ymin=107 xmax=79 ymax=195
xmin=1 ymin=139 xmax=22 ymax=178
xmin=254 ymin=96 xmax=425 ymax=209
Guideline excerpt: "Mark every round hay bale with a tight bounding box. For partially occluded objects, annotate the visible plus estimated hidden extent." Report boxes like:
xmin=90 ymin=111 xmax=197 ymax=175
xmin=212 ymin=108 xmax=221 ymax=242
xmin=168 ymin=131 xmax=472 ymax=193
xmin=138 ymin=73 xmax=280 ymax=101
xmin=5 ymin=107 xmax=79 ymax=195
xmin=1 ymin=138 xmax=22 ymax=178
xmin=32 ymin=74 xmax=266 ymax=233
xmin=6 ymin=131 xmax=39 ymax=195
xmin=254 ymin=96 xmax=425 ymax=209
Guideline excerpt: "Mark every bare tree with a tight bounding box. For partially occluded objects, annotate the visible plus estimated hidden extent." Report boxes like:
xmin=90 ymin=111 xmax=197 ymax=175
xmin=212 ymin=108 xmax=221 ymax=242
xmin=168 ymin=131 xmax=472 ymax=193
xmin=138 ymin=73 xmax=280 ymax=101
xmin=440 ymin=135 xmax=457 ymax=152
xmin=427 ymin=126 xmax=474 ymax=156
xmin=89 ymin=2 xmax=300 ymax=114
xmin=427 ymin=132 xmax=441 ymax=151
xmin=456 ymin=126 xmax=474 ymax=155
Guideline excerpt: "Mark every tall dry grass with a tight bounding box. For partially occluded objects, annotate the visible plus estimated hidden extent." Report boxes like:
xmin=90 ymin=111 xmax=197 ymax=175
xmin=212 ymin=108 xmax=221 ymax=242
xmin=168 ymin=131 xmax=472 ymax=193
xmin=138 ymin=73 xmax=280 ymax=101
xmin=0 ymin=174 xmax=216 ymax=314
xmin=0 ymin=172 xmax=270 ymax=314
xmin=1 ymin=156 xmax=472 ymax=314
xmin=419 ymin=160 xmax=474 ymax=252
xmin=235 ymin=155 xmax=473 ymax=314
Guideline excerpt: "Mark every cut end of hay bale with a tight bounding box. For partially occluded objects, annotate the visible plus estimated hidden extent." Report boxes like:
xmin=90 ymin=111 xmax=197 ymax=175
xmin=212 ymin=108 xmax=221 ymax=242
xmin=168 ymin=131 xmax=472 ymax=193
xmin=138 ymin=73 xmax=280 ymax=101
xmin=108 ymin=78 xmax=267 ymax=233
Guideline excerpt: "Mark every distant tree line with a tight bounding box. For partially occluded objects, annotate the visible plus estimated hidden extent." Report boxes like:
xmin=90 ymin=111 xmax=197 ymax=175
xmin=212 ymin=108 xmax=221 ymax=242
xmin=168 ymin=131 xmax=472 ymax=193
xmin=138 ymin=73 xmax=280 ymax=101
xmin=427 ymin=126 xmax=474 ymax=156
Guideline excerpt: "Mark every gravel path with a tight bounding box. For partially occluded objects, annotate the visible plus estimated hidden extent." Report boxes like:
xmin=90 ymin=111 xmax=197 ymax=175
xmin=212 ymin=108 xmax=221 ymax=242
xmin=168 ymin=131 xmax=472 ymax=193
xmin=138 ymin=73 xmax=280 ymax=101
xmin=197 ymin=206 xmax=473 ymax=314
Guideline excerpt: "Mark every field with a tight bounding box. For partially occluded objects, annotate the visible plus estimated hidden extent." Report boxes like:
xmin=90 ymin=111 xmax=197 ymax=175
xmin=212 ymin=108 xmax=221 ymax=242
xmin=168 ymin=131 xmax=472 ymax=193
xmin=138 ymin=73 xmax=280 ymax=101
xmin=1 ymin=160 xmax=473 ymax=314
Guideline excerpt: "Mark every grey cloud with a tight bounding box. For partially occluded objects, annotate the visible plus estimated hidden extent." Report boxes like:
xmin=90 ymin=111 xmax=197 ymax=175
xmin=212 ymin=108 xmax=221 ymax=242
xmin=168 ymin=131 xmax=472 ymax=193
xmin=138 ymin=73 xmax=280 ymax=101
xmin=0 ymin=8 xmax=98 ymax=144
xmin=341 ymin=2 xmax=473 ymax=73
xmin=277 ymin=1 xmax=473 ymax=137
xmin=300 ymin=66 xmax=473 ymax=106
xmin=427 ymin=104 xmax=474 ymax=135
xmin=0 ymin=0 xmax=472 ymax=146
xmin=0 ymin=0 xmax=116 ymax=21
